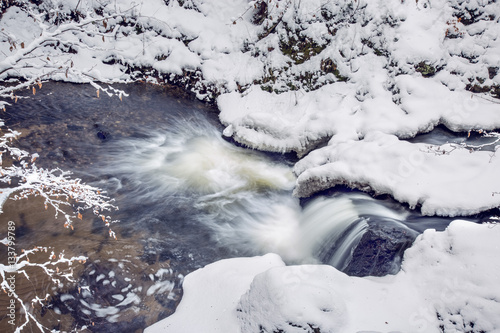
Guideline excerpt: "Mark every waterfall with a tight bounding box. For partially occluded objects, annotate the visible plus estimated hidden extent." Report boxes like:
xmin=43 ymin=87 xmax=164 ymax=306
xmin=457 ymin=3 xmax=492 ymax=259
xmin=99 ymin=115 xmax=415 ymax=270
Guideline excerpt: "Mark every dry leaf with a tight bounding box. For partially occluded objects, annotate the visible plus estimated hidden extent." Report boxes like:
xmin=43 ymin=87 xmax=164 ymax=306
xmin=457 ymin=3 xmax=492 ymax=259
xmin=97 ymin=89 xmax=100 ymax=98
xmin=32 ymin=87 xmax=36 ymax=95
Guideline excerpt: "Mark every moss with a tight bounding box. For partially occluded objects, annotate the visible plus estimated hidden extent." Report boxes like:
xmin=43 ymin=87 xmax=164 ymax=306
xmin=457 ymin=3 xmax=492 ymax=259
xmin=321 ymin=58 xmax=348 ymax=82
xmin=415 ymin=62 xmax=436 ymax=78
xmin=466 ymin=83 xmax=491 ymax=94
xmin=279 ymin=34 xmax=327 ymax=65
xmin=260 ymin=85 xmax=273 ymax=93
xmin=286 ymin=82 xmax=298 ymax=91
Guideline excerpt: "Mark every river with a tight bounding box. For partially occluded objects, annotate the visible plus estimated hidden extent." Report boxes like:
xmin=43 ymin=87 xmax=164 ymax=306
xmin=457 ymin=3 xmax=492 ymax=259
xmin=0 ymin=82 xmax=490 ymax=332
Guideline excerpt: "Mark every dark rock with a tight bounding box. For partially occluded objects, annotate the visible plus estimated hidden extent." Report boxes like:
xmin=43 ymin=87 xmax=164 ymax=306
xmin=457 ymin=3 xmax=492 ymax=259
xmin=488 ymin=66 xmax=498 ymax=80
xmin=93 ymin=123 xmax=111 ymax=141
xmin=344 ymin=221 xmax=417 ymax=277
xmin=466 ymin=83 xmax=491 ymax=94
xmin=96 ymin=130 xmax=110 ymax=141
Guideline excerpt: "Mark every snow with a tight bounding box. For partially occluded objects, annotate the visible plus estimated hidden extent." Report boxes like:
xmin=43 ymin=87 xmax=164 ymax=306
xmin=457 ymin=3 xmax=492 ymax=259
xmin=293 ymin=131 xmax=500 ymax=216
xmin=145 ymin=254 xmax=285 ymax=333
xmin=147 ymin=220 xmax=500 ymax=333
xmin=2 ymin=0 xmax=500 ymax=332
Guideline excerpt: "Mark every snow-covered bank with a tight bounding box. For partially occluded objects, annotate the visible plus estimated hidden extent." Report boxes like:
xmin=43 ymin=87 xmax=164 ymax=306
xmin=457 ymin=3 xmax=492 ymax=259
xmin=147 ymin=220 xmax=500 ymax=333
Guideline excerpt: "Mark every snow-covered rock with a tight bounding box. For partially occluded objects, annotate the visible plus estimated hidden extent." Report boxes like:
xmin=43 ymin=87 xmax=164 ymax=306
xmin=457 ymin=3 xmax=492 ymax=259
xmin=293 ymin=131 xmax=500 ymax=216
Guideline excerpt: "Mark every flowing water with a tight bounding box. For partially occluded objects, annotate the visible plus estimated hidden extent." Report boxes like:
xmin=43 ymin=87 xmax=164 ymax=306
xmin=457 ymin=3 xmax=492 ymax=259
xmin=0 ymin=82 xmax=491 ymax=332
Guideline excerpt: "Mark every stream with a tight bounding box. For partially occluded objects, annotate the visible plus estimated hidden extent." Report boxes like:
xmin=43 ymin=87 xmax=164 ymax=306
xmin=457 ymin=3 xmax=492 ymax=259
xmin=0 ymin=82 xmax=492 ymax=332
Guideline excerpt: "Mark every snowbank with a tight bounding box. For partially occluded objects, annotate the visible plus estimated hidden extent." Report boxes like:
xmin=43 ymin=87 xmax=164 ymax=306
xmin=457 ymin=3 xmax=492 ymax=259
xmin=146 ymin=220 xmax=500 ymax=333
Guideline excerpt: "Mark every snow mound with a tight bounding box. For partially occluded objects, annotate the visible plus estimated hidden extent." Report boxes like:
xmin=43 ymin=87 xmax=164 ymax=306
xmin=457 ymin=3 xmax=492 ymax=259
xmin=144 ymin=253 xmax=285 ymax=333
xmin=293 ymin=131 xmax=500 ymax=216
